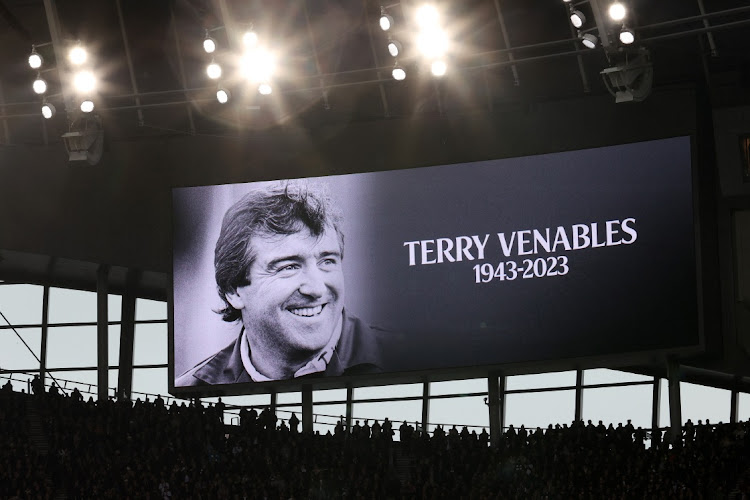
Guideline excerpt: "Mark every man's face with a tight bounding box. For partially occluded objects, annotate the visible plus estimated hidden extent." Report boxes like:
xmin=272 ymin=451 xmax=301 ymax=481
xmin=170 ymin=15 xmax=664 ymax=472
xmin=226 ymin=225 xmax=345 ymax=361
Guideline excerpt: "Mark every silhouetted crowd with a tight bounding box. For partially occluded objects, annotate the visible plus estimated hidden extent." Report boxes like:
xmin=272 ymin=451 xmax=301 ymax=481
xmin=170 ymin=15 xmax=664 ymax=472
xmin=1 ymin=378 xmax=750 ymax=499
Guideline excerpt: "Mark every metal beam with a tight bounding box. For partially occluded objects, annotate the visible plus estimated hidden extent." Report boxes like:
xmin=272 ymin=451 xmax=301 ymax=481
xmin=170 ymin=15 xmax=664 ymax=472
xmin=114 ymin=0 xmax=144 ymax=126
xmin=492 ymin=0 xmax=520 ymax=86
xmin=117 ymin=269 xmax=139 ymax=400
xmin=0 ymin=79 xmax=10 ymax=144
xmin=588 ymin=0 xmax=613 ymax=50
xmin=42 ymin=0 xmax=75 ymax=113
xmin=303 ymin=0 xmax=330 ymax=110
xmin=168 ymin=3 xmax=196 ymax=135
xmin=96 ymin=265 xmax=109 ymax=401
xmin=363 ymin=0 xmax=390 ymax=117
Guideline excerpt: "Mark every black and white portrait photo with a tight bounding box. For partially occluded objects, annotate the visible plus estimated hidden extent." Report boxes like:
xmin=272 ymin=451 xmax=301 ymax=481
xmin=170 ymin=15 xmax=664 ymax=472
xmin=172 ymin=137 xmax=698 ymax=389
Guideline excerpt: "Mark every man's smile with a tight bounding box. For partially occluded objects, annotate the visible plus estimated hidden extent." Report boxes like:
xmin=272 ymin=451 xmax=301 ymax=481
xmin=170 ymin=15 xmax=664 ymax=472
xmin=287 ymin=303 xmax=326 ymax=317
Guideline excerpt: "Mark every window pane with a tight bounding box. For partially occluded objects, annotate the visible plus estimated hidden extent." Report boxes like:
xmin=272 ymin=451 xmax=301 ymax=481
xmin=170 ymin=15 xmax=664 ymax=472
xmin=132 ymin=367 xmax=169 ymax=400
xmin=739 ymin=393 xmax=750 ymax=421
xmin=277 ymin=392 xmax=301 ymax=404
xmin=505 ymin=389 xmax=575 ymax=430
xmin=0 ymin=284 xmax=43 ymax=325
xmin=47 ymin=326 xmax=97 ymax=368
xmin=429 ymin=396 xmax=488 ymax=433
xmin=582 ymin=385 xmax=652 ymax=429
xmin=136 ymin=298 xmax=167 ymax=321
xmin=109 ymin=326 xmax=120 ymax=366
xmin=353 ymin=400 xmax=422 ymax=437
xmin=355 ymin=383 xmax=422 ymax=400
xmin=108 ymin=294 xmax=122 ymax=322
xmin=133 ymin=323 xmax=167 ymax=365
xmin=313 ymin=403 xmax=347 ymax=434
xmin=278 ymin=406 xmax=302 ymax=429
xmin=49 ymin=288 xmax=97 ymax=324
xmin=0 ymin=328 xmax=41 ymax=370
xmin=49 ymin=369 xmax=97 ymax=396
xmin=430 ymin=378 xmax=487 ymax=396
xmin=584 ymin=369 xmax=652 ymax=385
xmin=659 ymin=379 xmax=670 ymax=428
xmin=205 ymin=394 xmax=270 ymax=410
xmin=0 ymin=372 xmax=33 ymax=393
xmin=681 ymin=382 xmax=731 ymax=425
xmin=506 ymin=371 xmax=576 ymax=391
xmin=314 ymin=388 xmax=347 ymax=403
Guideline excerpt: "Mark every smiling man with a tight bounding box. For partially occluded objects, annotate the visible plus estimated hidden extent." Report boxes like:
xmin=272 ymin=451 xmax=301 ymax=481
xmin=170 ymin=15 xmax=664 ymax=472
xmin=176 ymin=183 xmax=384 ymax=385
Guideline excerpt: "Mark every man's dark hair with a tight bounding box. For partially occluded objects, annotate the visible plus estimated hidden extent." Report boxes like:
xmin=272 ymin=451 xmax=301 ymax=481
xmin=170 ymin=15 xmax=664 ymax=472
xmin=214 ymin=182 xmax=344 ymax=322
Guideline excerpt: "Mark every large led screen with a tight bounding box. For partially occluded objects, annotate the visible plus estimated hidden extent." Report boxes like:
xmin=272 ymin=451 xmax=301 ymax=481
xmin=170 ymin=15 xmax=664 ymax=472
xmin=172 ymin=136 xmax=697 ymax=390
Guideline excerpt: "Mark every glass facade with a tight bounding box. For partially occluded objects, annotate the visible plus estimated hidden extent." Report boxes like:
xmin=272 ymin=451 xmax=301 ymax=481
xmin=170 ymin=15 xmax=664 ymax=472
xmin=0 ymin=281 xmax=746 ymax=437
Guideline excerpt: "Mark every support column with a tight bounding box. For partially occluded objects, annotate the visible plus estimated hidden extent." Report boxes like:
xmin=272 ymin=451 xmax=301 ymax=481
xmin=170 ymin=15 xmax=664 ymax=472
xmin=421 ymin=381 xmax=430 ymax=434
xmin=488 ymin=372 xmax=505 ymax=447
xmin=345 ymin=385 xmax=353 ymax=431
xmin=96 ymin=265 xmax=109 ymax=401
xmin=270 ymin=391 xmax=277 ymax=415
xmin=651 ymin=376 xmax=661 ymax=432
xmin=302 ymin=385 xmax=313 ymax=434
xmin=117 ymin=269 xmax=138 ymax=400
xmin=574 ymin=369 xmax=584 ymax=423
xmin=730 ymin=386 xmax=739 ymax=424
xmin=40 ymin=285 xmax=49 ymax=384
xmin=667 ymin=359 xmax=683 ymax=434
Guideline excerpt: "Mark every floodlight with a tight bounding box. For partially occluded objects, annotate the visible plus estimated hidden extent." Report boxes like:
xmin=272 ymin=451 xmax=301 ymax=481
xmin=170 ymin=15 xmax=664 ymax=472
xmin=416 ymin=27 xmax=448 ymax=58
xmin=620 ymin=27 xmax=635 ymax=45
xmin=28 ymin=49 xmax=43 ymax=69
xmin=243 ymin=31 xmax=258 ymax=47
xmin=203 ymin=35 xmax=216 ymax=54
xmin=387 ymin=39 xmax=402 ymax=58
xmin=415 ymin=4 xmax=439 ymax=29
xmin=68 ymin=45 xmax=87 ymax=65
xmin=240 ymin=49 xmax=274 ymax=83
xmin=379 ymin=8 xmax=393 ymax=31
xmin=216 ymin=86 xmax=230 ymax=103
xmin=41 ymin=102 xmax=56 ymax=119
xmin=32 ymin=76 xmax=47 ymax=95
xmin=609 ymin=2 xmax=627 ymax=21
xmin=62 ymin=115 xmax=103 ymax=165
xmin=601 ymin=49 xmax=653 ymax=103
xmin=258 ymin=83 xmax=272 ymax=95
xmin=207 ymin=61 xmax=222 ymax=79
xmin=570 ymin=10 xmax=585 ymax=28
xmin=431 ymin=59 xmax=446 ymax=77
xmin=80 ymin=99 xmax=94 ymax=113
xmin=580 ymin=33 xmax=598 ymax=49
xmin=73 ymin=70 xmax=96 ymax=93
xmin=392 ymin=63 xmax=406 ymax=80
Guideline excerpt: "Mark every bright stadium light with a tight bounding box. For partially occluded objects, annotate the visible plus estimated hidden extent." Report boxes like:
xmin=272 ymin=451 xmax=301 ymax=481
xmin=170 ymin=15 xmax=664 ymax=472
xmin=73 ymin=70 xmax=96 ymax=93
xmin=68 ymin=44 xmax=87 ymax=66
xmin=431 ymin=59 xmax=446 ymax=77
xmin=392 ymin=63 xmax=406 ymax=80
xmin=258 ymin=83 xmax=272 ymax=95
xmin=387 ymin=39 xmax=402 ymax=58
xmin=80 ymin=99 xmax=94 ymax=113
xmin=581 ymin=33 xmax=598 ymax=49
xmin=240 ymin=49 xmax=275 ymax=83
xmin=207 ymin=61 xmax=222 ymax=80
xmin=416 ymin=27 xmax=448 ymax=58
xmin=32 ymin=76 xmax=47 ymax=95
xmin=620 ymin=27 xmax=635 ymax=45
xmin=415 ymin=4 xmax=439 ymax=29
xmin=216 ymin=86 xmax=230 ymax=103
xmin=609 ymin=2 xmax=627 ymax=21
xmin=28 ymin=48 xmax=43 ymax=69
xmin=570 ymin=9 xmax=586 ymax=28
xmin=243 ymin=31 xmax=258 ymax=47
xmin=379 ymin=7 xmax=393 ymax=31
xmin=203 ymin=34 xmax=216 ymax=54
xmin=41 ymin=102 xmax=56 ymax=119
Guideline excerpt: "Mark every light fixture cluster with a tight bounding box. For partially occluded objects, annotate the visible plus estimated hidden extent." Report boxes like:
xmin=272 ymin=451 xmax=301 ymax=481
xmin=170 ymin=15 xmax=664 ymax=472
xmin=565 ymin=1 xmax=636 ymax=50
xmin=379 ymin=6 xmax=405 ymax=81
xmin=203 ymin=26 xmax=275 ymax=104
xmin=28 ymin=44 xmax=55 ymax=118
xmin=68 ymin=43 xmax=97 ymax=113
xmin=414 ymin=4 xmax=448 ymax=77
